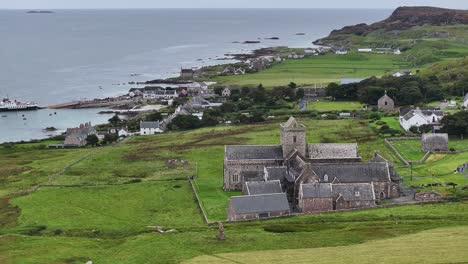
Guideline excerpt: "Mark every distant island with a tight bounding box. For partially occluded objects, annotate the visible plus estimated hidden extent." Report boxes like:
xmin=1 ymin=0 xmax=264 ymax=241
xmin=27 ymin=11 xmax=54 ymax=14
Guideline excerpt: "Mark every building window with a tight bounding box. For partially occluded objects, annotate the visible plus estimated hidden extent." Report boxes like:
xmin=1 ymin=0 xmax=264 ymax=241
xmin=385 ymin=101 xmax=388 ymax=106
xmin=233 ymin=174 xmax=239 ymax=182
xmin=293 ymin=136 xmax=297 ymax=143
xmin=324 ymin=174 xmax=329 ymax=182
xmin=355 ymin=191 xmax=360 ymax=197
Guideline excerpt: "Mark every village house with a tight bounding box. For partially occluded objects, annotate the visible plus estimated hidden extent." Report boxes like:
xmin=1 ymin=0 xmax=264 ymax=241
xmin=358 ymin=48 xmax=373 ymax=53
xmin=225 ymin=117 xmax=401 ymax=221
xmin=377 ymin=91 xmax=395 ymax=112
xmin=63 ymin=122 xmax=97 ymax=147
xmin=335 ymin=49 xmax=348 ymax=55
xmin=463 ymin=93 xmax=468 ymax=108
xmin=421 ymin=133 xmax=449 ymax=152
xmin=394 ymin=49 xmax=402 ymax=55
xmin=180 ymin=68 xmax=194 ymax=79
xmin=392 ymin=71 xmax=413 ymax=77
xmin=222 ymin=87 xmax=231 ymax=97
xmin=399 ymin=107 xmax=444 ymax=131
xmin=140 ymin=121 xmax=163 ymax=135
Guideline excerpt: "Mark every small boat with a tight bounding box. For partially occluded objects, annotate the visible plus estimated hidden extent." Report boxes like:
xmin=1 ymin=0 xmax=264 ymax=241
xmin=23 ymin=118 xmax=27 ymax=120
xmin=1 ymin=115 xmax=7 ymax=118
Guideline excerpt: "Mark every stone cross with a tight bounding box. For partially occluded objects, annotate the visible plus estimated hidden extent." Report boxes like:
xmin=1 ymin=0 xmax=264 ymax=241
xmin=217 ymin=222 xmax=225 ymax=241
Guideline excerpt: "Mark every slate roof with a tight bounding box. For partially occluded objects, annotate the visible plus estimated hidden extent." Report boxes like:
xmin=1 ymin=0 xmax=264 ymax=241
xmin=265 ymin=167 xmax=294 ymax=182
xmin=333 ymin=183 xmax=375 ymax=201
xmin=308 ymin=143 xmax=359 ymax=159
xmin=245 ymin=180 xmax=283 ymax=195
xmin=140 ymin=122 xmax=160 ymax=129
xmin=400 ymin=107 xmax=443 ymax=120
xmin=225 ymin=145 xmax=283 ymax=160
xmin=229 ymin=193 xmax=290 ymax=215
xmin=312 ymin=163 xmax=390 ymax=183
xmin=240 ymin=171 xmax=264 ymax=182
xmin=301 ymin=183 xmax=333 ymax=198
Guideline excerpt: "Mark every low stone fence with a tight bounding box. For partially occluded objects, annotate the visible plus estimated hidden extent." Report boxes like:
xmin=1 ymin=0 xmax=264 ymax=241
xmin=188 ymin=177 xmax=212 ymax=225
xmin=384 ymin=138 xmax=410 ymax=166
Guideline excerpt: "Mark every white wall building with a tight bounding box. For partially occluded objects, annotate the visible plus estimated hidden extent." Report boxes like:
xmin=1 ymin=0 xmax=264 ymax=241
xmin=463 ymin=93 xmax=468 ymax=108
xmin=140 ymin=121 xmax=163 ymax=135
xmin=399 ymin=108 xmax=444 ymax=131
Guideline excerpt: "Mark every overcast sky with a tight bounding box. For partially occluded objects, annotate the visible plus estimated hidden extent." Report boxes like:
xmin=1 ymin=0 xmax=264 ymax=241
xmin=2 ymin=0 xmax=468 ymax=9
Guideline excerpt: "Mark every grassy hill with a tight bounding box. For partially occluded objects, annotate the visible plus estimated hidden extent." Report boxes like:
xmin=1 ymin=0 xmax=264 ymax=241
xmin=185 ymin=226 xmax=468 ymax=264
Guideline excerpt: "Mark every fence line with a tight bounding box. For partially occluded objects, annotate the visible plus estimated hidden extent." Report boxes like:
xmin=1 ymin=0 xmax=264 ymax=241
xmin=188 ymin=177 xmax=213 ymax=225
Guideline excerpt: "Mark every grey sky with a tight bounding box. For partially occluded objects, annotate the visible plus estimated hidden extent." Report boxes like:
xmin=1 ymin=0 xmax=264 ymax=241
xmin=2 ymin=0 xmax=468 ymax=9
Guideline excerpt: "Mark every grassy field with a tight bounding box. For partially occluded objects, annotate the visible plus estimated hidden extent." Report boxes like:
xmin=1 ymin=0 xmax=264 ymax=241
xmin=1 ymin=118 xmax=468 ymax=263
xmin=390 ymin=140 xmax=427 ymax=161
xmin=185 ymin=226 xmax=468 ymax=264
xmin=211 ymin=53 xmax=410 ymax=88
xmin=306 ymin=100 xmax=364 ymax=111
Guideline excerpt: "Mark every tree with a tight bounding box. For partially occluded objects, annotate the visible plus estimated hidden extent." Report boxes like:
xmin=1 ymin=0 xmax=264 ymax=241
xmin=288 ymin=82 xmax=297 ymax=89
xmin=108 ymin=115 xmax=121 ymax=126
xmin=251 ymin=84 xmax=267 ymax=103
xmin=168 ymin=115 xmax=201 ymax=130
xmin=102 ymin=133 xmax=118 ymax=144
xmin=213 ymin=87 xmax=224 ymax=96
xmin=240 ymin=87 xmax=250 ymax=98
xmin=86 ymin=135 xmax=99 ymax=147
xmin=441 ymin=111 xmax=468 ymax=138
xmin=220 ymin=102 xmax=238 ymax=113
xmin=146 ymin=111 xmax=163 ymax=122
xmin=296 ymin=88 xmax=305 ymax=99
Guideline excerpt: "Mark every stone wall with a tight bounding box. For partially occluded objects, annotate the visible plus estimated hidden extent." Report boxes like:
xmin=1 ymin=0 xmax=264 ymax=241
xmin=335 ymin=199 xmax=375 ymax=210
xmin=300 ymin=198 xmax=333 ymax=213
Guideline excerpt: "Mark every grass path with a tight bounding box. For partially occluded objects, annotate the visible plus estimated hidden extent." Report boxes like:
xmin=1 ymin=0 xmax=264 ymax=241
xmin=185 ymin=226 xmax=468 ymax=264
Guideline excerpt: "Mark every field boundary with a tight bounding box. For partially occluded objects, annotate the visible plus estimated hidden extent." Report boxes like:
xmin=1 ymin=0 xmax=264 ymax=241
xmin=188 ymin=177 xmax=213 ymax=225
xmin=384 ymin=138 xmax=410 ymax=166
xmin=17 ymin=151 xmax=96 ymax=197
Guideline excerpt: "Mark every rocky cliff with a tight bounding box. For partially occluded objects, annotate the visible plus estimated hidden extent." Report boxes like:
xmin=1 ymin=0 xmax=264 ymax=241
xmin=314 ymin=6 xmax=468 ymax=46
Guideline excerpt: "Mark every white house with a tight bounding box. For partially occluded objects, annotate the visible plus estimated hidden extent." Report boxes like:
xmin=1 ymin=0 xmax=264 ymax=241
xmin=358 ymin=48 xmax=373 ymax=53
xmin=140 ymin=121 xmax=163 ymax=135
xmin=335 ymin=49 xmax=348 ymax=55
xmin=392 ymin=71 xmax=413 ymax=78
xmin=463 ymin=93 xmax=468 ymax=108
xmin=448 ymin=100 xmax=457 ymax=108
xmin=222 ymin=87 xmax=231 ymax=97
xmin=394 ymin=49 xmax=401 ymax=55
xmin=118 ymin=128 xmax=129 ymax=137
xmin=399 ymin=107 xmax=444 ymax=131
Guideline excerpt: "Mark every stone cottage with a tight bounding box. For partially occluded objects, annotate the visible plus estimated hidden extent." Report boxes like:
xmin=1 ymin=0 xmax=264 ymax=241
xmin=377 ymin=91 xmax=395 ymax=112
xmin=421 ymin=133 xmax=449 ymax=152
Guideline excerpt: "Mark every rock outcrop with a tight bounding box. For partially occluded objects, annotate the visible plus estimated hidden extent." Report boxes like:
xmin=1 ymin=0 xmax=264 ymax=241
xmin=314 ymin=6 xmax=468 ymax=46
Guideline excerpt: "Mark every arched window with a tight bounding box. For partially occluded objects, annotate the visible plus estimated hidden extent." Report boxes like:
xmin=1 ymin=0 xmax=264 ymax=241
xmin=385 ymin=101 xmax=388 ymax=106
xmin=324 ymin=174 xmax=329 ymax=182
xmin=233 ymin=174 xmax=239 ymax=182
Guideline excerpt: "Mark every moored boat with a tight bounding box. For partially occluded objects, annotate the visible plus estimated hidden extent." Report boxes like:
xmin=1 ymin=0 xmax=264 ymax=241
xmin=0 ymin=98 xmax=39 ymax=112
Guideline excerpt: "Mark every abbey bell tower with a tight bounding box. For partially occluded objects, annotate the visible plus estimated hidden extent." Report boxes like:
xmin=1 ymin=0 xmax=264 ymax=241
xmin=280 ymin=117 xmax=307 ymax=158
